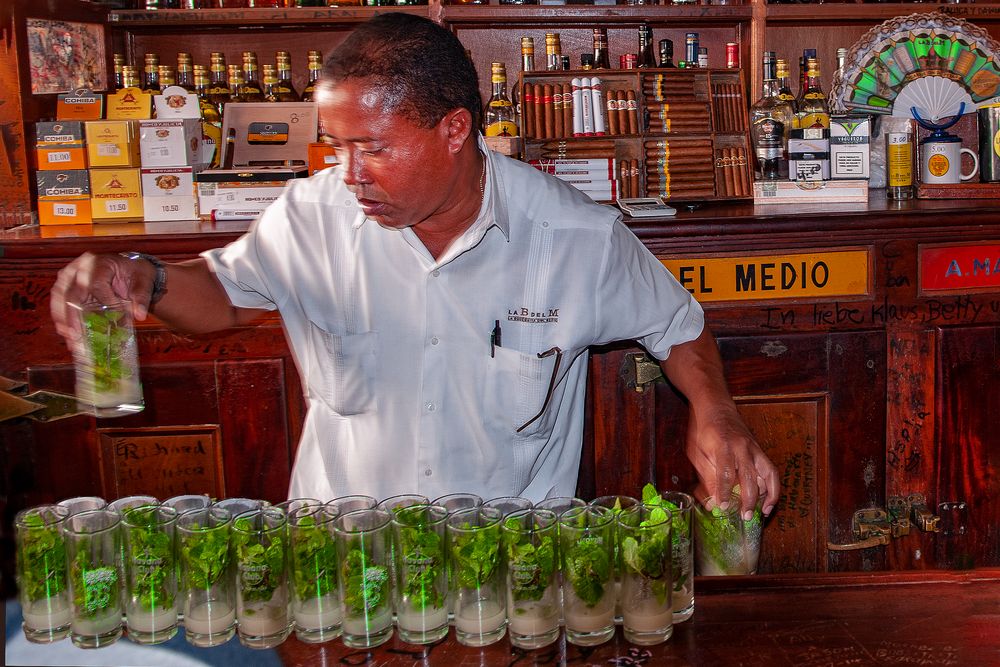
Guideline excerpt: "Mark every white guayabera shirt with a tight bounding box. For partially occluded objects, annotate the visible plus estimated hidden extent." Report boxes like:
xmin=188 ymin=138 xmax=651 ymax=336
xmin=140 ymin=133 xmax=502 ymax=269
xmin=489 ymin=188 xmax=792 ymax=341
xmin=202 ymin=136 xmax=704 ymax=504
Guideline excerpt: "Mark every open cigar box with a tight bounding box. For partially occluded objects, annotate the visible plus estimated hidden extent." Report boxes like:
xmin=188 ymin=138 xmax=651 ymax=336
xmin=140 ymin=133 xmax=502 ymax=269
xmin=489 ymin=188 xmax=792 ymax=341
xmin=519 ymin=68 xmax=752 ymax=204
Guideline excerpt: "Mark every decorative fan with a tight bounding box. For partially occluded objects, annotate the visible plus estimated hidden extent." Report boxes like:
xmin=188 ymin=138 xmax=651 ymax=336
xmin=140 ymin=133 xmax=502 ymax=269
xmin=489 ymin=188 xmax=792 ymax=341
xmin=831 ymin=12 xmax=1000 ymax=121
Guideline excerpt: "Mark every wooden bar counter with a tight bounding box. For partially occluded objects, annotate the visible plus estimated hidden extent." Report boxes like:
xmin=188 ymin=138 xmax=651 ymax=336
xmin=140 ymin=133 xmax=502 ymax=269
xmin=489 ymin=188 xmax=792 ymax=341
xmin=278 ymin=570 xmax=999 ymax=665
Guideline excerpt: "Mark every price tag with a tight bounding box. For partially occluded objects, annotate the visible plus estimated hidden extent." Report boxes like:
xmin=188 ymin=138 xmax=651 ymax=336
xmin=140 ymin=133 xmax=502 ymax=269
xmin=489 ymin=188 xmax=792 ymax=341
xmin=54 ymin=203 xmax=78 ymax=217
xmin=98 ymin=144 xmax=122 ymax=156
xmin=105 ymin=200 xmax=130 ymax=213
xmin=48 ymin=152 xmax=71 ymax=163
xmin=160 ymin=204 xmax=180 ymax=213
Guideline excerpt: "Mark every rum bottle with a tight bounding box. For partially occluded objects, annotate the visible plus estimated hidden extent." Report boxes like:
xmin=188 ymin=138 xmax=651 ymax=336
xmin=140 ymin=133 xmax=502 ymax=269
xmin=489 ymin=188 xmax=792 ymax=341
xmin=240 ymin=52 xmax=266 ymax=102
xmin=749 ymin=52 xmax=793 ymax=180
xmin=275 ymin=51 xmax=300 ymax=101
xmin=775 ymin=58 xmax=797 ymax=113
xmin=301 ymin=50 xmax=323 ymax=102
xmin=207 ymin=53 xmax=233 ymax=111
xmin=592 ymin=28 xmax=610 ymax=70
xmin=484 ymin=62 xmax=518 ymax=137
xmin=798 ymin=57 xmax=830 ymax=129
xmin=142 ymin=53 xmax=160 ymax=92
xmin=175 ymin=53 xmax=196 ymax=93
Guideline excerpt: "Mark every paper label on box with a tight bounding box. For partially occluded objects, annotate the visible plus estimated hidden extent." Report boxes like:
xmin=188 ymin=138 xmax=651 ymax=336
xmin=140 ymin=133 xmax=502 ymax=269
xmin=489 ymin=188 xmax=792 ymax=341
xmin=98 ymin=144 xmax=122 ymax=157
xmin=153 ymin=87 xmax=203 ymax=120
xmin=47 ymin=151 xmax=72 ymax=163
xmin=54 ymin=203 xmax=78 ymax=217
xmin=105 ymin=199 xmax=130 ymax=214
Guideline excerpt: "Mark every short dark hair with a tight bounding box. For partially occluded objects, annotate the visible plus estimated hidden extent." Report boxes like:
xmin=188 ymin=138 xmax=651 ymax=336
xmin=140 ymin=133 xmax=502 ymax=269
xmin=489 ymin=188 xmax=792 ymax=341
xmin=321 ymin=13 xmax=482 ymax=131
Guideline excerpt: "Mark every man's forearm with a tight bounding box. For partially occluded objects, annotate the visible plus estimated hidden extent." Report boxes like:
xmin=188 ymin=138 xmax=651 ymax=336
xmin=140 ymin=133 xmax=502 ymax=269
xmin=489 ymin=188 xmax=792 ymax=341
xmin=658 ymin=326 xmax=736 ymax=417
xmin=150 ymin=258 xmax=267 ymax=333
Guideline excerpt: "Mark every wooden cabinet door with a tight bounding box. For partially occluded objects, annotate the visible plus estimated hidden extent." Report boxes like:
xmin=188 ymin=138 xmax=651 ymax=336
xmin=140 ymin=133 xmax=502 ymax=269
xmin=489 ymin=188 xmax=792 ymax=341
xmin=581 ymin=330 xmax=887 ymax=574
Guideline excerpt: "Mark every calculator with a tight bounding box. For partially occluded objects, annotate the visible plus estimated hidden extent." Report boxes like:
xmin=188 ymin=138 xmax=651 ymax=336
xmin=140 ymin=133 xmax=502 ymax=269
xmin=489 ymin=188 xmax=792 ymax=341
xmin=616 ymin=197 xmax=677 ymax=218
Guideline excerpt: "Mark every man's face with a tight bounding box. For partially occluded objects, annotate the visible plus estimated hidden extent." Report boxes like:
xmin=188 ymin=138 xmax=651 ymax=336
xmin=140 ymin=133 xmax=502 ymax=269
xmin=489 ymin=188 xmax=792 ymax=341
xmin=316 ymin=79 xmax=460 ymax=231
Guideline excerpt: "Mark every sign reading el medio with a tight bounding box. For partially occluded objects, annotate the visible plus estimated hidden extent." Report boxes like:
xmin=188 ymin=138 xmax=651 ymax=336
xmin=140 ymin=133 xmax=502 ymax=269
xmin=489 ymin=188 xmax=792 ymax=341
xmin=661 ymin=250 xmax=871 ymax=303
xmin=920 ymin=243 xmax=1000 ymax=293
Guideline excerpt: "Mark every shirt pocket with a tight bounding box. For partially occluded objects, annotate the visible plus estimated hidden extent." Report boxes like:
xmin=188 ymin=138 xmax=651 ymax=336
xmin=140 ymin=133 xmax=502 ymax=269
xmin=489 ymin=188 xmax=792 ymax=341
xmin=308 ymin=325 xmax=379 ymax=416
xmin=482 ymin=345 xmax=559 ymax=439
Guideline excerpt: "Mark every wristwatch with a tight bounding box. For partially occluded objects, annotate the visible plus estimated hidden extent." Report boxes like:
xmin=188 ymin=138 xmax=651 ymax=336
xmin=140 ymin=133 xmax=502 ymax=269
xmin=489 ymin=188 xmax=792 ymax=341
xmin=119 ymin=251 xmax=167 ymax=304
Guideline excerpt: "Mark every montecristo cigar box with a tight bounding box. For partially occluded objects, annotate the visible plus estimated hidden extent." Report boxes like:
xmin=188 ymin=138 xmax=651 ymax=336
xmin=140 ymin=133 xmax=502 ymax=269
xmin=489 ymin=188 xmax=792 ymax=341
xmin=195 ymin=166 xmax=308 ymax=220
xmin=36 ymin=170 xmax=92 ymax=225
xmin=85 ymin=120 xmax=141 ymax=168
xmin=90 ymin=168 xmax=144 ymax=221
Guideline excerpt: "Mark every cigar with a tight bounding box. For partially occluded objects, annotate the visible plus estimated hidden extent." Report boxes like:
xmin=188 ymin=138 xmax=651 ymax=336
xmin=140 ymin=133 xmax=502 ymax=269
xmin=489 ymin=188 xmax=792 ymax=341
xmin=736 ymin=146 xmax=751 ymax=196
xmin=554 ymin=84 xmax=565 ymax=139
xmin=619 ymin=159 xmax=629 ymax=198
xmin=543 ymin=84 xmax=555 ymax=140
xmin=643 ymin=139 xmax=714 ymax=147
xmin=626 ymin=90 xmax=639 ymax=135
xmin=606 ymin=90 xmax=620 ymax=135
xmin=630 ymin=158 xmax=639 ymax=198
xmin=533 ymin=84 xmax=545 ymax=141
xmin=523 ymin=83 xmax=536 ymax=139
xmin=563 ymin=85 xmax=574 ymax=138
xmin=721 ymin=149 xmax=735 ymax=197
xmin=540 ymin=150 xmax=617 ymax=159
xmin=616 ymin=90 xmax=628 ymax=135
xmin=540 ymin=140 xmax=617 ymax=150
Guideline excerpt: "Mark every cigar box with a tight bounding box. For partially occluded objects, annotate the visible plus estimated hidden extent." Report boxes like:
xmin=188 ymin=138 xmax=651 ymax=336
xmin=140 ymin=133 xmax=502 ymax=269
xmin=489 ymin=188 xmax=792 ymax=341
xmin=36 ymin=121 xmax=85 ymax=146
xmin=106 ymin=87 xmax=153 ymax=120
xmin=194 ymin=166 xmax=308 ymax=220
xmin=139 ymin=119 xmax=205 ymax=168
xmin=789 ymin=137 xmax=831 ymax=181
xmin=152 ymin=86 xmax=202 ymax=120
xmin=484 ymin=136 xmax=522 ymax=158
xmin=308 ymin=142 xmax=338 ymax=176
xmin=85 ymin=120 xmax=141 ymax=168
xmin=36 ymin=145 xmax=87 ymax=171
xmin=141 ymin=167 xmax=200 ymax=222
xmin=55 ymin=89 xmax=104 ymax=121
xmin=830 ymin=116 xmax=871 ymax=180
xmin=220 ymin=103 xmax=317 ymax=168
xmin=90 ymin=168 xmax=144 ymax=222
xmin=36 ymin=170 xmax=92 ymax=225
xmin=753 ymin=179 xmax=869 ymax=204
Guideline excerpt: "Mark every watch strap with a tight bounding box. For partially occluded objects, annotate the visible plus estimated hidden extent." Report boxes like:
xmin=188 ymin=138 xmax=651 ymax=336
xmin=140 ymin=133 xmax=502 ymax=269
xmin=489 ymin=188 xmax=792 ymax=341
xmin=120 ymin=252 xmax=167 ymax=304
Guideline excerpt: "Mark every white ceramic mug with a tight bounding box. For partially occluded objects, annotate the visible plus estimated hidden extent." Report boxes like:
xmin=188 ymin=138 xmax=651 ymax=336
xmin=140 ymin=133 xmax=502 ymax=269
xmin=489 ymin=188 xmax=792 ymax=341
xmin=920 ymin=139 xmax=979 ymax=184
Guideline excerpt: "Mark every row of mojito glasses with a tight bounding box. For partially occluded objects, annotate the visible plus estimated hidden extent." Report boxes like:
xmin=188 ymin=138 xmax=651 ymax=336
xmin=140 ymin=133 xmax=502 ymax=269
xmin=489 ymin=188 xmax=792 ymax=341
xmin=14 ymin=484 xmax=763 ymax=652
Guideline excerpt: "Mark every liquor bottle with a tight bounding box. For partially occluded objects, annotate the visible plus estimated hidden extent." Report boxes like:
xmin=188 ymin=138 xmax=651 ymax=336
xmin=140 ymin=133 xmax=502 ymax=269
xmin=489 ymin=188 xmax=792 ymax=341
xmin=775 ymin=58 xmax=797 ymax=113
xmin=749 ymin=52 xmax=793 ymax=180
xmin=120 ymin=65 xmax=140 ymax=91
xmin=158 ymin=65 xmax=176 ymax=92
xmin=484 ymin=62 xmax=518 ymax=137
xmin=829 ymin=47 xmax=848 ymax=115
xmin=240 ymin=52 xmax=266 ymax=102
xmin=275 ymin=51 xmax=300 ymax=101
xmin=300 ymin=50 xmax=323 ymax=102
xmin=638 ymin=25 xmax=657 ymax=68
xmin=193 ymin=66 xmax=222 ymax=124
xmin=175 ymin=53 xmax=196 ymax=93
xmin=228 ymin=65 xmax=246 ymax=103
xmin=592 ymin=28 xmax=610 ymax=70
xmin=545 ymin=33 xmax=561 ymax=71
xmin=659 ymin=39 xmax=675 ymax=68
xmin=143 ymin=53 xmax=160 ymax=92
xmin=262 ymin=64 xmax=281 ymax=103
xmin=113 ymin=53 xmax=125 ymax=91
xmin=796 ymin=48 xmax=816 ymax=108
xmin=207 ymin=53 xmax=233 ymax=111
xmin=521 ymin=37 xmax=535 ymax=73
xmin=798 ymin=57 xmax=830 ymax=129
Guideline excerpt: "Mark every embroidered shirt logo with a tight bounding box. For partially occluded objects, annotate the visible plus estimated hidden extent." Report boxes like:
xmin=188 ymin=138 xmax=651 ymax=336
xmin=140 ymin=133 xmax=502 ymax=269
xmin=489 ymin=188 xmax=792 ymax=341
xmin=507 ymin=307 xmax=560 ymax=324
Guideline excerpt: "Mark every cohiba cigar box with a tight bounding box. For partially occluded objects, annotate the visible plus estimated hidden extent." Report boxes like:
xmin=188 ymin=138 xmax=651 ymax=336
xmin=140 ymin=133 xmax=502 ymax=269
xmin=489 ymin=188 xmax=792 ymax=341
xmin=220 ymin=103 xmax=317 ymax=167
xmin=139 ymin=119 xmax=205 ymax=168
xmin=36 ymin=121 xmax=87 ymax=171
xmin=85 ymin=120 xmax=141 ymax=168
xmin=89 ymin=168 xmax=144 ymax=221
xmin=55 ymin=89 xmax=104 ymax=121
xmin=141 ymin=167 xmax=200 ymax=222
xmin=36 ymin=121 xmax=85 ymax=145
xmin=36 ymin=170 xmax=92 ymax=225
xmin=194 ymin=166 xmax=308 ymax=219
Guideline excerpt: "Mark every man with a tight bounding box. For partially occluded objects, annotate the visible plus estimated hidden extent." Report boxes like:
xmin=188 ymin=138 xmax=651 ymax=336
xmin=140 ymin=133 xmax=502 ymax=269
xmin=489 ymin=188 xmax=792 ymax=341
xmin=51 ymin=13 xmax=779 ymax=519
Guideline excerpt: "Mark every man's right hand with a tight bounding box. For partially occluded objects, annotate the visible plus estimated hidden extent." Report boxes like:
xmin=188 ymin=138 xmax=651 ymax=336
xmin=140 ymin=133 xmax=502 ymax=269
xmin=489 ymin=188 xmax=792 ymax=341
xmin=50 ymin=252 xmax=158 ymax=343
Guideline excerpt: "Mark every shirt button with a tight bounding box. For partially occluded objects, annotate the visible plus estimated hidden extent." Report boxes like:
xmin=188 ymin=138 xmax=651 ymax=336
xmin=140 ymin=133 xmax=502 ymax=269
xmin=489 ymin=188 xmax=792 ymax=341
xmin=430 ymin=336 xmax=439 ymax=345
xmin=425 ymin=468 xmax=433 ymax=477
xmin=426 ymin=403 xmax=436 ymax=412
xmin=542 ymin=221 xmax=549 ymax=228
xmin=432 ymin=270 xmax=440 ymax=277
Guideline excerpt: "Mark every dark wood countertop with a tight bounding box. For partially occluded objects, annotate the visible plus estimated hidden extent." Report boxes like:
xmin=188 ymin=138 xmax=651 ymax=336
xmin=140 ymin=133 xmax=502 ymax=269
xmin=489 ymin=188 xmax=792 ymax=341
xmin=271 ymin=570 xmax=999 ymax=666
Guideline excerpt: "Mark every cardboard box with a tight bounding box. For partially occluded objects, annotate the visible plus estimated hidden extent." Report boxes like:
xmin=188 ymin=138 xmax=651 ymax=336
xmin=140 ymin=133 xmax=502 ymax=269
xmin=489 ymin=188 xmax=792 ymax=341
xmin=153 ymin=86 xmax=202 ymax=120
xmin=90 ymin=168 xmax=144 ymax=221
xmin=141 ymin=167 xmax=199 ymax=221
xmin=36 ymin=145 xmax=87 ymax=171
xmin=195 ymin=166 xmax=307 ymax=219
xmin=35 ymin=121 xmax=85 ymax=145
xmin=36 ymin=170 xmax=92 ymax=225
xmin=754 ymin=179 xmax=869 ymax=204
xmin=56 ymin=90 xmax=103 ymax=121
xmin=220 ymin=103 xmax=317 ymax=167
xmin=830 ymin=116 xmax=871 ymax=180
xmin=307 ymin=142 xmax=337 ymax=176
xmin=85 ymin=120 xmax=140 ymax=168
xmin=105 ymin=87 xmax=153 ymax=120
xmin=139 ymin=119 xmax=204 ymax=168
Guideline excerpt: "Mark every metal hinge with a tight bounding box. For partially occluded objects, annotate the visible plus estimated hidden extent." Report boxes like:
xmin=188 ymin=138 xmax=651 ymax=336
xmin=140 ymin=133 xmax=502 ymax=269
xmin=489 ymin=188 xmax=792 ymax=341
xmin=621 ymin=352 xmax=665 ymax=393
xmin=0 ymin=376 xmax=88 ymax=423
xmin=827 ymin=495 xmax=943 ymax=551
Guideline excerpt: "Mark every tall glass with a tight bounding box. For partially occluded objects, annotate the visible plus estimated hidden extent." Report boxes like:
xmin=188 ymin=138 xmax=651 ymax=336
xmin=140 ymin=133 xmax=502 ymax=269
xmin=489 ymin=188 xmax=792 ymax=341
xmin=63 ymin=509 xmax=124 ymax=648
xmin=483 ymin=495 xmax=532 ymax=517
xmin=213 ymin=497 xmax=267 ymax=518
xmin=177 ymin=507 xmax=236 ymax=647
xmin=661 ymin=491 xmax=695 ymax=621
xmin=432 ymin=492 xmax=483 ymax=514
xmin=446 ymin=507 xmax=506 ymax=647
xmin=391 ymin=504 xmax=449 ymax=644
xmin=16 ymin=504 xmax=72 ymax=643
xmin=501 ymin=508 xmax=560 ymax=650
xmin=326 ymin=494 xmax=377 ymax=517
xmin=108 ymin=495 xmax=159 ymax=515
xmin=232 ymin=508 xmax=291 ymax=648
xmin=122 ymin=505 xmax=179 ymax=644
xmin=288 ymin=505 xmax=341 ymax=643
xmin=70 ymin=299 xmax=144 ymax=417
xmin=333 ymin=508 xmax=394 ymax=648
xmin=535 ymin=496 xmax=586 ymax=517
xmin=376 ymin=493 xmax=429 ymax=515
xmin=589 ymin=494 xmax=638 ymax=624
xmin=559 ymin=506 xmax=615 ymax=646
xmin=276 ymin=497 xmax=322 ymax=517
xmin=617 ymin=503 xmax=673 ymax=646
xmin=162 ymin=494 xmax=212 ymax=517
xmin=693 ymin=491 xmax=761 ymax=576
xmin=56 ymin=496 xmax=107 ymax=518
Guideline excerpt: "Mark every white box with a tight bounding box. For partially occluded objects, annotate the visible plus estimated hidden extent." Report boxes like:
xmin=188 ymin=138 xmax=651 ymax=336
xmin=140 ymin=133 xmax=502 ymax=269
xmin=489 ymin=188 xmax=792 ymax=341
xmin=142 ymin=167 xmax=199 ymax=221
xmin=195 ymin=167 xmax=307 ymax=219
xmin=140 ymin=119 xmax=205 ymax=168
xmin=830 ymin=116 xmax=871 ymax=180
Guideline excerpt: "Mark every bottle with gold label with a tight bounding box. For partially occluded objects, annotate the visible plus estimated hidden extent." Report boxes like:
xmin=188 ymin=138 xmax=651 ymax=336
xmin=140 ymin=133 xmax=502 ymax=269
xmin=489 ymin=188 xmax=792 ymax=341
xmin=484 ymin=61 xmax=518 ymax=137
xmin=592 ymin=28 xmax=611 ymax=70
xmin=301 ymin=50 xmax=323 ymax=102
xmin=120 ymin=65 xmax=140 ymax=91
xmin=797 ymin=57 xmax=830 ymax=129
xmin=194 ymin=66 xmax=222 ymax=124
xmin=545 ymin=33 xmax=561 ymax=72
xmin=240 ymin=52 xmax=266 ymax=102
xmin=228 ymin=64 xmax=246 ymax=103
xmin=175 ymin=53 xmax=196 ymax=93
xmin=775 ymin=58 xmax=798 ymax=114
xmin=143 ymin=53 xmax=160 ymax=92
xmin=158 ymin=65 xmax=176 ymax=92
xmin=113 ymin=53 xmax=125 ymax=91
xmin=274 ymin=52 xmax=300 ymax=101
xmin=262 ymin=64 xmax=281 ymax=103
xmin=208 ymin=53 xmax=234 ymax=111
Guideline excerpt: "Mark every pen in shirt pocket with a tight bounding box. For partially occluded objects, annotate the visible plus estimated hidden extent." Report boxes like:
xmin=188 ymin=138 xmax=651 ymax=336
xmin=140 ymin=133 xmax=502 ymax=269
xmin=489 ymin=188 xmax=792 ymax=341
xmin=490 ymin=320 xmax=502 ymax=358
